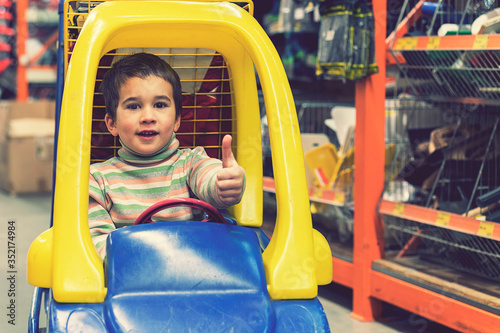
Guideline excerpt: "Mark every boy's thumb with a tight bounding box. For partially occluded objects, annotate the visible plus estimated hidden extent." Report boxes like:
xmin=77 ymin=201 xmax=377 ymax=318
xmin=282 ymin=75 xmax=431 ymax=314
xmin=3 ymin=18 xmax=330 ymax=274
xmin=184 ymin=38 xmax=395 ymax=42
xmin=221 ymin=135 xmax=235 ymax=168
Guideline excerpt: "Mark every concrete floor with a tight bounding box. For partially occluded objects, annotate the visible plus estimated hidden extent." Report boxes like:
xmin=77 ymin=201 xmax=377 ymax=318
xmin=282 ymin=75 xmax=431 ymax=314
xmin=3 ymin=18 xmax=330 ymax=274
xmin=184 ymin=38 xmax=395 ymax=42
xmin=0 ymin=191 xmax=458 ymax=332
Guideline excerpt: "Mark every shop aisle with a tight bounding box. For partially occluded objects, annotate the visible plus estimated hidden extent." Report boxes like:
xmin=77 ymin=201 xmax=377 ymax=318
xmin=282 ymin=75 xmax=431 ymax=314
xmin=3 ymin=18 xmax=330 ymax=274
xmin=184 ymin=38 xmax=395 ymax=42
xmin=0 ymin=191 xmax=458 ymax=332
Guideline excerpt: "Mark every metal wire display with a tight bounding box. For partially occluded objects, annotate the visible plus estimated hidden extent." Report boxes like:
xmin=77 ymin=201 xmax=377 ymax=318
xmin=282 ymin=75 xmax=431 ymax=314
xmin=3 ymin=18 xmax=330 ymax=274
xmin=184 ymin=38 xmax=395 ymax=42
xmin=393 ymin=47 xmax=500 ymax=103
xmin=388 ymin=0 xmax=500 ymax=104
xmin=289 ymin=102 xmax=399 ymax=246
xmin=384 ymin=213 xmax=500 ymax=282
xmin=382 ymin=92 xmax=500 ymax=281
xmin=64 ymin=1 xmax=237 ymax=162
xmin=296 ymin=103 xmax=356 ymax=245
xmin=385 ymin=96 xmax=500 ymax=212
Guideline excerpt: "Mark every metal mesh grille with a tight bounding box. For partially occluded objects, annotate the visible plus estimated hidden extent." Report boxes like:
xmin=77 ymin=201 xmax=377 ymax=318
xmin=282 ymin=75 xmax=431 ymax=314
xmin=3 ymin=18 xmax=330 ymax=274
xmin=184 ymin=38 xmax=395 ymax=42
xmin=393 ymin=48 xmax=500 ymax=103
xmin=388 ymin=0 xmax=500 ymax=104
xmin=297 ymin=103 xmax=338 ymax=139
xmin=64 ymin=1 xmax=237 ymax=162
xmin=382 ymin=91 xmax=500 ymax=282
xmin=390 ymin=0 xmax=496 ymax=37
xmin=385 ymin=214 xmax=500 ymax=282
xmin=296 ymin=102 xmax=398 ymax=245
xmin=384 ymin=96 xmax=500 ymax=212
xmin=89 ymin=49 xmax=234 ymax=162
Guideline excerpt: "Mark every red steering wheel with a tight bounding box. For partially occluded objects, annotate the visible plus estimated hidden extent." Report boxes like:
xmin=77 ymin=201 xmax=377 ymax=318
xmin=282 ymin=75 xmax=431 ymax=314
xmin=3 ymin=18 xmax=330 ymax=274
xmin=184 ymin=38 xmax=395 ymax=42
xmin=133 ymin=197 xmax=227 ymax=225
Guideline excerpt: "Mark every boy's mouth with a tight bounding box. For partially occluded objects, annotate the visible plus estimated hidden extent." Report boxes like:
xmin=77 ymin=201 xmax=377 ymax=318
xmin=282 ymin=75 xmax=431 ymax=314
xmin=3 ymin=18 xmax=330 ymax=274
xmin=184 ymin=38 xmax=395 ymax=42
xmin=137 ymin=130 xmax=159 ymax=138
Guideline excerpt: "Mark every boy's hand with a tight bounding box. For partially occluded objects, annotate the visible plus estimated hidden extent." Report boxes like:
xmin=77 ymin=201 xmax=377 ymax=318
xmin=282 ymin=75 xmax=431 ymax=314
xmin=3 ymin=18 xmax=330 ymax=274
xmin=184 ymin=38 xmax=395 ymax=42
xmin=216 ymin=135 xmax=245 ymax=207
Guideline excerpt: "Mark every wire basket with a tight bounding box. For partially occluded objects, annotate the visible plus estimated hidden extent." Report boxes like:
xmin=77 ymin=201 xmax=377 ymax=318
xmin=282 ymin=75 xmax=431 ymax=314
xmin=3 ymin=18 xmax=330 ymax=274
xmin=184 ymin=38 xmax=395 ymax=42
xmin=384 ymin=95 xmax=500 ymax=213
xmin=388 ymin=0 xmax=500 ymax=104
xmin=384 ymin=213 xmax=500 ymax=282
xmin=394 ymin=47 xmax=500 ymax=102
xmin=382 ymin=90 xmax=500 ymax=281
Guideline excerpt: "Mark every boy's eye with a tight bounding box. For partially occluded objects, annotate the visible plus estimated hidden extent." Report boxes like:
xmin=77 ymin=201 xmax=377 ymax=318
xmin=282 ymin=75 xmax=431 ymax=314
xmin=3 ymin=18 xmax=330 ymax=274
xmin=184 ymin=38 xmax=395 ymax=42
xmin=125 ymin=103 xmax=141 ymax=110
xmin=154 ymin=101 xmax=168 ymax=109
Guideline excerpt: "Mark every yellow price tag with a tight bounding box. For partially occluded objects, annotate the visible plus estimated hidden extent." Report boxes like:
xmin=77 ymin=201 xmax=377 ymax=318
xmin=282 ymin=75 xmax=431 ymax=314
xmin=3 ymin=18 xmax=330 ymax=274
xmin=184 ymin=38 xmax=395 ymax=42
xmin=394 ymin=37 xmax=418 ymax=50
xmin=473 ymin=35 xmax=489 ymax=50
xmin=393 ymin=202 xmax=405 ymax=216
xmin=427 ymin=37 xmax=440 ymax=50
xmin=334 ymin=192 xmax=345 ymax=204
xmin=477 ymin=221 xmax=495 ymax=238
xmin=436 ymin=212 xmax=450 ymax=226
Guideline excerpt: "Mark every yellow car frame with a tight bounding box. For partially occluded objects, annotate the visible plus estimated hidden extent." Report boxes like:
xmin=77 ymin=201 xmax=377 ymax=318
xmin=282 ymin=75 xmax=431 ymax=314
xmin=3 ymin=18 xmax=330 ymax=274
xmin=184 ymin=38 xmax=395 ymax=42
xmin=27 ymin=0 xmax=332 ymax=331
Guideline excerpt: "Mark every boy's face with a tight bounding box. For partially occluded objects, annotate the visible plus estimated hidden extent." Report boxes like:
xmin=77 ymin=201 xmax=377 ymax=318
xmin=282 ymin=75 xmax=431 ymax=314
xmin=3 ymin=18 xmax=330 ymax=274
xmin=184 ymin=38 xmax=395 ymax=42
xmin=105 ymin=75 xmax=180 ymax=155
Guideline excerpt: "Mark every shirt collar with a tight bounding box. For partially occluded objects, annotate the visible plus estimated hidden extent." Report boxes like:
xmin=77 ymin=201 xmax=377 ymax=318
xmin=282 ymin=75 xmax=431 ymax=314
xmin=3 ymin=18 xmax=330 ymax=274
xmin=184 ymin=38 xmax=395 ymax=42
xmin=117 ymin=133 xmax=179 ymax=165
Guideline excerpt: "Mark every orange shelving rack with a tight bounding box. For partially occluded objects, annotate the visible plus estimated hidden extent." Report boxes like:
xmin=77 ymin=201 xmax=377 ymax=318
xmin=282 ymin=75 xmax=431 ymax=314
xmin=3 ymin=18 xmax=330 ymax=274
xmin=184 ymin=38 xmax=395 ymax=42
xmin=361 ymin=0 xmax=500 ymax=331
xmin=265 ymin=0 xmax=500 ymax=331
xmin=16 ymin=0 xmax=58 ymax=100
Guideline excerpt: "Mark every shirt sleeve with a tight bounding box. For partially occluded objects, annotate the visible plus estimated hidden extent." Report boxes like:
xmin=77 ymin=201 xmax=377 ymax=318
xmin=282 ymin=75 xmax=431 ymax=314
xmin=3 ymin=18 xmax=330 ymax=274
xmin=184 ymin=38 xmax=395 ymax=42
xmin=185 ymin=147 xmax=229 ymax=209
xmin=88 ymin=170 xmax=115 ymax=259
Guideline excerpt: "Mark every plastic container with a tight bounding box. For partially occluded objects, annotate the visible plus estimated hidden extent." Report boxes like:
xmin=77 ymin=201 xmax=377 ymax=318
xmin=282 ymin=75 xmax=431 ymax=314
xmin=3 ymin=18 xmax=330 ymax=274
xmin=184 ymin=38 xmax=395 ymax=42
xmin=305 ymin=143 xmax=339 ymax=188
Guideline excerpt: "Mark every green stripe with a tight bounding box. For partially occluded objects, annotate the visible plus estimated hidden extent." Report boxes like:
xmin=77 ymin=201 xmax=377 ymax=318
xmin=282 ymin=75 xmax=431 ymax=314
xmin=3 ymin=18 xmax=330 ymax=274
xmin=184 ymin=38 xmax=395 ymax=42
xmin=203 ymin=173 xmax=219 ymax=203
xmin=88 ymin=210 xmax=111 ymax=219
xmin=103 ymin=164 xmax=181 ymax=178
xmin=94 ymin=239 xmax=106 ymax=250
xmin=113 ymin=203 xmax=154 ymax=210
xmin=90 ymin=223 xmax=115 ymax=231
xmin=110 ymin=179 xmax=188 ymax=194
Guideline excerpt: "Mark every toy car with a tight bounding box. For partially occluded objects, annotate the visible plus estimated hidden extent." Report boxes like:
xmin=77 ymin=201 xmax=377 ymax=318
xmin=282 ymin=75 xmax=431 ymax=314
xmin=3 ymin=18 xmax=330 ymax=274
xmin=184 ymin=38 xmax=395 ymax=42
xmin=27 ymin=1 xmax=333 ymax=331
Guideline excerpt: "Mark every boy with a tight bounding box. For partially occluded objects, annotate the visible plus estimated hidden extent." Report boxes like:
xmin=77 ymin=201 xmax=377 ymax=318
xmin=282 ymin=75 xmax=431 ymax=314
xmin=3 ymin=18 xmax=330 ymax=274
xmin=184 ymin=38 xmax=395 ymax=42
xmin=88 ymin=53 xmax=245 ymax=259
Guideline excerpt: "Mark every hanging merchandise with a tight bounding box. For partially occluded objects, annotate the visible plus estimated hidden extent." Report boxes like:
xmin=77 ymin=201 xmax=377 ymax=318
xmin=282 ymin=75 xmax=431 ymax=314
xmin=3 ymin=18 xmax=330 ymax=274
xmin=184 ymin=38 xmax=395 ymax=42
xmin=316 ymin=0 xmax=351 ymax=80
xmin=265 ymin=1 xmax=321 ymax=79
xmin=316 ymin=0 xmax=378 ymax=81
xmin=272 ymin=0 xmax=320 ymax=33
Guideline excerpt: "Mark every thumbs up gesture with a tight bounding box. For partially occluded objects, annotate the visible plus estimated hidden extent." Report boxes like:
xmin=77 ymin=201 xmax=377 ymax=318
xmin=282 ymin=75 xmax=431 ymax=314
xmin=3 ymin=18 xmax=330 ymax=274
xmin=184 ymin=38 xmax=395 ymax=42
xmin=216 ymin=135 xmax=245 ymax=207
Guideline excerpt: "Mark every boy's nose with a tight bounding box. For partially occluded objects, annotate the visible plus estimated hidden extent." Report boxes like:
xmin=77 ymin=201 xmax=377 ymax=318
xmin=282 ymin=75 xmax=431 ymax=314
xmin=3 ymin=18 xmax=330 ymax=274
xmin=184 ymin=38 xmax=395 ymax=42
xmin=140 ymin=107 xmax=156 ymax=123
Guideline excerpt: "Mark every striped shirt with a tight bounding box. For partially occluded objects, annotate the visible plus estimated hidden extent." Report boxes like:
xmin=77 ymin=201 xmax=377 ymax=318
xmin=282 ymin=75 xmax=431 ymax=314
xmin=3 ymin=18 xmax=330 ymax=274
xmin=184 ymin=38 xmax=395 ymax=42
xmin=88 ymin=135 xmax=227 ymax=258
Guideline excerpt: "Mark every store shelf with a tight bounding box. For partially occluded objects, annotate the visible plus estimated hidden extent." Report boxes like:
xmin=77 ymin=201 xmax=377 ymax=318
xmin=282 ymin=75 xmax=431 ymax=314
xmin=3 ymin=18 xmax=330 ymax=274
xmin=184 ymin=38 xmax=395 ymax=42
xmin=0 ymin=0 xmax=14 ymax=97
xmin=385 ymin=0 xmax=500 ymax=103
xmin=264 ymin=176 xmax=349 ymax=206
xmin=332 ymin=255 xmax=353 ymax=288
xmin=309 ymin=187 xmax=349 ymax=207
xmin=16 ymin=0 xmax=58 ymax=100
xmin=263 ymin=176 xmax=354 ymax=288
xmin=372 ymin=258 xmax=500 ymax=333
xmin=349 ymin=0 xmax=500 ymax=331
xmin=392 ymin=34 xmax=500 ymax=51
xmin=389 ymin=41 xmax=500 ymax=103
xmin=379 ymin=200 xmax=500 ymax=241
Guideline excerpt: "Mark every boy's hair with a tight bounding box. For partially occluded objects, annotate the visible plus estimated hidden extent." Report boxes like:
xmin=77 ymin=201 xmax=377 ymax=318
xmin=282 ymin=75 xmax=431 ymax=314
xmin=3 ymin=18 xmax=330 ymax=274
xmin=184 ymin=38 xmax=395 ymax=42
xmin=100 ymin=52 xmax=183 ymax=120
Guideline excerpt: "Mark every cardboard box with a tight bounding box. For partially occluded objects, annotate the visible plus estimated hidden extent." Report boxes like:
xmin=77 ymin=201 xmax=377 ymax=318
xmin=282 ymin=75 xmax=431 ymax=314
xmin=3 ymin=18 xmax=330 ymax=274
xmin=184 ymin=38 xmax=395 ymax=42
xmin=0 ymin=100 xmax=56 ymax=194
